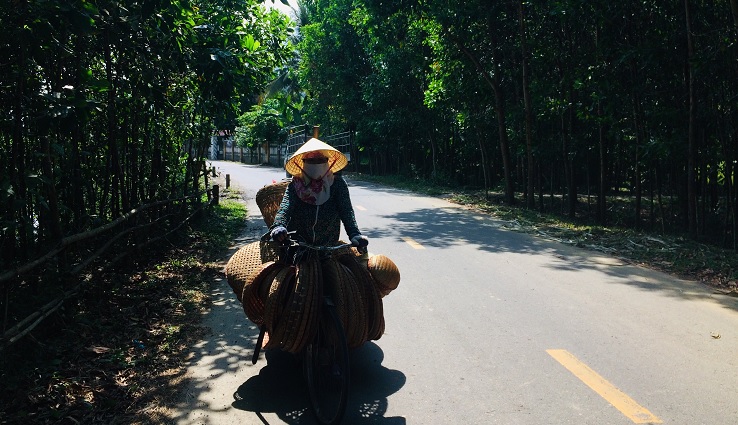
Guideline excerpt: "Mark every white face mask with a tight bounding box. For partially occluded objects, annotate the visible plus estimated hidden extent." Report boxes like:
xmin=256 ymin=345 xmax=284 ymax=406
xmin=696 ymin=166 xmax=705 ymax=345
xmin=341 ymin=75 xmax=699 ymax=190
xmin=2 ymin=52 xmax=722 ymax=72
xmin=293 ymin=163 xmax=335 ymax=206
xmin=303 ymin=162 xmax=330 ymax=180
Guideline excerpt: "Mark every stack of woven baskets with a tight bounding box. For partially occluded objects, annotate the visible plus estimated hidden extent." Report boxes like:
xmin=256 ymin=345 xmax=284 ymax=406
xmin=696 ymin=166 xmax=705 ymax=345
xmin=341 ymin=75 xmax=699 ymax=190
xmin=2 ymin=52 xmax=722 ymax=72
xmin=224 ymin=181 xmax=401 ymax=353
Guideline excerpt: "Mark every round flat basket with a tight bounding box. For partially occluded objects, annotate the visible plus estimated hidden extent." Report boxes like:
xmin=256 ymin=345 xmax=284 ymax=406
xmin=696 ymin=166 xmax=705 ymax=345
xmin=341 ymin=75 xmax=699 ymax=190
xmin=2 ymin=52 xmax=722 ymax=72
xmin=340 ymin=255 xmax=382 ymax=345
xmin=321 ymin=257 xmax=355 ymax=341
xmin=263 ymin=265 xmax=296 ymax=349
xmin=321 ymin=258 xmax=349 ymax=325
xmin=337 ymin=255 xmax=370 ymax=348
xmin=279 ymin=256 xmax=322 ymax=353
xmin=241 ymin=261 xmax=283 ymax=325
xmin=255 ymin=181 xmax=289 ymax=227
xmin=225 ymin=241 xmax=265 ymax=302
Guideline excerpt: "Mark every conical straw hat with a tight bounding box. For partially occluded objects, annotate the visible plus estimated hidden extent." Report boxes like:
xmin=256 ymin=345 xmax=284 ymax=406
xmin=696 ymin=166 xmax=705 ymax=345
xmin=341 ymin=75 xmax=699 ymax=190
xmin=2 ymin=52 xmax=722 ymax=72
xmin=285 ymin=138 xmax=348 ymax=176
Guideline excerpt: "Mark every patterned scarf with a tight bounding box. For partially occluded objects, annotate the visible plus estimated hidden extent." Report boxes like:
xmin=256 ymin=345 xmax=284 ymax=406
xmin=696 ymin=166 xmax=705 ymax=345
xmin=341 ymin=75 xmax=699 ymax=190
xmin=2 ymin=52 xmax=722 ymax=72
xmin=293 ymin=162 xmax=334 ymax=205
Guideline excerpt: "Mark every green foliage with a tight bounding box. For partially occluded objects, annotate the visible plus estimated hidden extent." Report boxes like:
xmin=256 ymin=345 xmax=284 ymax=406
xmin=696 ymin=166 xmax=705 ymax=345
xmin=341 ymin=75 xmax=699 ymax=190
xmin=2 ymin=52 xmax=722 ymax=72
xmin=234 ymin=99 xmax=286 ymax=149
xmin=0 ymin=1 xmax=296 ymax=372
xmin=295 ymin=0 xmax=738 ymax=246
xmin=0 ymin=0 xmax=293 ymax=268
xmin=296 ymin=0 xmax=372 ymax=134
xmin=192 ymin=1 xmax=293 ymax=130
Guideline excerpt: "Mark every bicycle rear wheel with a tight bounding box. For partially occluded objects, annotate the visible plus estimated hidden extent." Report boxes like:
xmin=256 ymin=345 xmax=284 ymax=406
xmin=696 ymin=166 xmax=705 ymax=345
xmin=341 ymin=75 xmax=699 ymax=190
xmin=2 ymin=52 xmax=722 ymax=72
xmin=304 ymin=302 xmax=350 ymax=425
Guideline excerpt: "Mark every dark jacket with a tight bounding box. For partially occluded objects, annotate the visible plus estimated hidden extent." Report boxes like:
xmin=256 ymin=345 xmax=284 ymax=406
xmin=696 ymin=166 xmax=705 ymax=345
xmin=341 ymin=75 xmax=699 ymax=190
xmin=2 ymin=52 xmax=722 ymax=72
xmin=272 ymin=175 xmax=361 ymax=245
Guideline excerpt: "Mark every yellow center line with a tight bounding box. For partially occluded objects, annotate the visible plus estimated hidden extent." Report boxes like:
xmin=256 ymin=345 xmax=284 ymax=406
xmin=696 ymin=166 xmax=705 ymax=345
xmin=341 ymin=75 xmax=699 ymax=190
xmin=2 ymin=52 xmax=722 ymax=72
xmin=355 ymin=205 xmax=367 ymax=211
xmin=402 ymin=237 xmax=425 ymax=249
xmin=546 ymin=349 xmax=662 ymax=424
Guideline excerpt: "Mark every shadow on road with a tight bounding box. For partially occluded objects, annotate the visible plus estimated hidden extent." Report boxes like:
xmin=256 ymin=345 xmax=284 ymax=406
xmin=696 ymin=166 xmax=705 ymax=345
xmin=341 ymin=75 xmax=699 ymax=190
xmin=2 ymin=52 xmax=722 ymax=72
xmin=232 ymin=343 xmax=406 ymax=424
xmin=363 ymin=204 xmax=738 ymax=314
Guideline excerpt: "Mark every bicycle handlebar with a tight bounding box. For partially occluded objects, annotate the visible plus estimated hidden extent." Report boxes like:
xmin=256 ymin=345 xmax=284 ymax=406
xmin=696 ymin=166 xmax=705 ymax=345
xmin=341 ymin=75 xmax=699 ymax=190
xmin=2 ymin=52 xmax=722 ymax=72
xmin=290 ymin=241 xmax=356 ymax=251
xmin=278 ymin=231 xmax=367 ymax=254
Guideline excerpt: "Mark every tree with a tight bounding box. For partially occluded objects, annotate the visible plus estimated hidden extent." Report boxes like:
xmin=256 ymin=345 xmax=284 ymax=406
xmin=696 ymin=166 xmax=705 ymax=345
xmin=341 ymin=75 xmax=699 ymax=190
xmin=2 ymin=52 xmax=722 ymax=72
xmin=0 ymin=0 xmax=295 ymax=336
xmin=292 ymin=0 xmax=738 ymax=246
xmin=234 ymin=99 xmax=285 ymax=151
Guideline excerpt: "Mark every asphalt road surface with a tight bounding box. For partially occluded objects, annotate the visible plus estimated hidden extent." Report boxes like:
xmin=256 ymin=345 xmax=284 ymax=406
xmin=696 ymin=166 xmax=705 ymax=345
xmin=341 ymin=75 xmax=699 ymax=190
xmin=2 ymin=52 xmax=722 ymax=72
xmin=172 ymin=161 xmax=738 ymax=425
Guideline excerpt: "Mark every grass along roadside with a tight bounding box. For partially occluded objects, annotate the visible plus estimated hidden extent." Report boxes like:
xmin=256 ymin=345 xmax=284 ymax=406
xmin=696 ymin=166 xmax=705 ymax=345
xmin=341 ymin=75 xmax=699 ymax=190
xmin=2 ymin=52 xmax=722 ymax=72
xmin=349 ymin=173 xmax=738 ymax=294
xmin=0 ymin=194 xmax=248 ymax=425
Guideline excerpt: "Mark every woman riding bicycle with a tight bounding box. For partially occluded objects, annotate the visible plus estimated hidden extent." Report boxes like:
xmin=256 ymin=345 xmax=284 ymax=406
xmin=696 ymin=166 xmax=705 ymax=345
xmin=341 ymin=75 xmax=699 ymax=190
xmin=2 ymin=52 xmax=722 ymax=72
xmin=269 ymin=137 xmax=368 ymax=249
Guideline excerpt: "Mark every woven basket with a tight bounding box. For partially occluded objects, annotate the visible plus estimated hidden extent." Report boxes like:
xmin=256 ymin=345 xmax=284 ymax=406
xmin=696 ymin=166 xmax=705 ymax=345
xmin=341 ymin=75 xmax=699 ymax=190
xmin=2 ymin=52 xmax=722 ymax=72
xmin=338 ymin=254 xmax=380 ymax=346
xmin=279 ymin=256 xmax=321 ymax=353
xmin=263 ymin=265 xmax=296 ymax=349
xmin=367 ymin=254 xmax=401 ymax=297
xmin=241 ymin=261 xmax=283 ymax=325
xmin=225 ymin=242 xmax=264 ymax=303
xmin=224 ymin=240 xmax=281 ymax=303
xmin=255 ymin=181 xmax=289 ymax=227
xmin=263 ymin=256 xmax=322 ymax=353
xmin=358 ymin=263 xmax=384 ymax=342
xmin=322 ymin=257 xmax=364 ymax=347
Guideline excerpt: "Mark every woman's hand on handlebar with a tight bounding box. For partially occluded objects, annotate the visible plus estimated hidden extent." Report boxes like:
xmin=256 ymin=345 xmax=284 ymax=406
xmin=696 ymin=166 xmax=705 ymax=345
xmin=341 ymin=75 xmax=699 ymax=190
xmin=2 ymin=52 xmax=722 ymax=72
xmin=271 ymin=226 xmax=289 ymax=243
xmin=350 ymin=235 xmax=369 ymax=248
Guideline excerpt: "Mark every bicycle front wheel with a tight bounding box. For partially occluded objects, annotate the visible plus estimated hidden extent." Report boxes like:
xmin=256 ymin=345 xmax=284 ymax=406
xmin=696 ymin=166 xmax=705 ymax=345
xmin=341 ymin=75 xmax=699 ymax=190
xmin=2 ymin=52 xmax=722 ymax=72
xmin=304 ymin=303 xmax=350 ymax=425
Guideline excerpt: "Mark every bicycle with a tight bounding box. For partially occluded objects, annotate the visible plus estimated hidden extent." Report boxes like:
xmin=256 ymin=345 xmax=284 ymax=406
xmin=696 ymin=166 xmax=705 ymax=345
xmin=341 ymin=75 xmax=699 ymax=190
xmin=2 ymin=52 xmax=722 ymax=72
xmin=252 ymin=236 xmax=366 ymax=425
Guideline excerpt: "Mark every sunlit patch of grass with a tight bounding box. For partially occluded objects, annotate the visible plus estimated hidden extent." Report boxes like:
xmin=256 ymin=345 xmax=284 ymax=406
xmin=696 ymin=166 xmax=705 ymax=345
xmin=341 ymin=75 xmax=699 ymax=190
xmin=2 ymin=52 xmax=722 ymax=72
xmin=193 ymin=199 xmax=248 ymax=255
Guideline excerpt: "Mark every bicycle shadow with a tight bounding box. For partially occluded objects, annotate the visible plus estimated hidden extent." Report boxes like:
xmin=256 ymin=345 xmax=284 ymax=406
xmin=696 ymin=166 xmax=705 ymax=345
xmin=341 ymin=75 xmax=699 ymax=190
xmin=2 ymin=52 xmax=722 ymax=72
xmin=232 ymin=342 xmax=406 ymax=424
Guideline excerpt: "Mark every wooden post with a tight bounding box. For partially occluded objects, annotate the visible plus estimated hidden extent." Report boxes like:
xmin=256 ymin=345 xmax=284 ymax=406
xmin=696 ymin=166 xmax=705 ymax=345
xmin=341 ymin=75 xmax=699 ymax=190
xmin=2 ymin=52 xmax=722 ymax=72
xmin=226 ymin=174 xmax=230 ymax=189
xmin=312 ymin=125 xmax=320 ymax=138
xmin=212 ymin=185 xmax=219 ymax=205
xmin=211 ymin=166 xmax=216 ymax=177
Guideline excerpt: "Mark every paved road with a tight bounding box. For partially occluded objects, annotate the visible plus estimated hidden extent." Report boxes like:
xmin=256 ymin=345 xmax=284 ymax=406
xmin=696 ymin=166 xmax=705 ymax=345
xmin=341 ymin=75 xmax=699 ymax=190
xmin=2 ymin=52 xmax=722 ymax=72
xmin=173 ymin=161 xmax=738 ymax=425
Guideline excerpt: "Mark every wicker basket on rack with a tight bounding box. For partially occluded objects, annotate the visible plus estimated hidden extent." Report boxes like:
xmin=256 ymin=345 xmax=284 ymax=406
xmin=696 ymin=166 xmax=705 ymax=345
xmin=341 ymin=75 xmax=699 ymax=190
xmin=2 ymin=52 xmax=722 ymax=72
xmin=366 ymin=254 xmax=401 ymax=297
xmin=255 ymin=181 xmax=290 ymax=227
xmin=224 ymin=240 xmax=281 ymax=302
xmin=323 ymin=256 xmax=368 ymax=348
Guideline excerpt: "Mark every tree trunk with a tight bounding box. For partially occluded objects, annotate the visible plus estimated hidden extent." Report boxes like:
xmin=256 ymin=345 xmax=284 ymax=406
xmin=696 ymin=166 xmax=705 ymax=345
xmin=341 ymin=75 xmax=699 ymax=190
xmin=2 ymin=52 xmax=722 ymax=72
xmin=597 ymin=100 xmax=607 ymax=225
xmin=561 ymin=112 xmax=571 ymax=213
xmin=518 ymin=0 xmax=535 ymax=209
xmin=40 ymin=137 xmax=62 ymax=244
xmin=492 ymin=69 xmax=515 ymax=204
xmin=632 ymin=80 xmax=643 ymax=231
xmin=566 ymin=88 xmax=577 ymax=219
xmin=449 ymin=24 xmax=514 ymax=204
xmin=7 ymin=8 xmax=29 ymax=263
xmin=430 ymin=129 xmax=437 ymax=178
xmin=729 ymin=0 xmax=738 ymax=248
xmin=105 ymin=28 xmax=121 ymax=218
xmin=684 ymin=0 xmax=698 ymax=237
xmin=476 ymin=128 xmax=489 ymax=199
